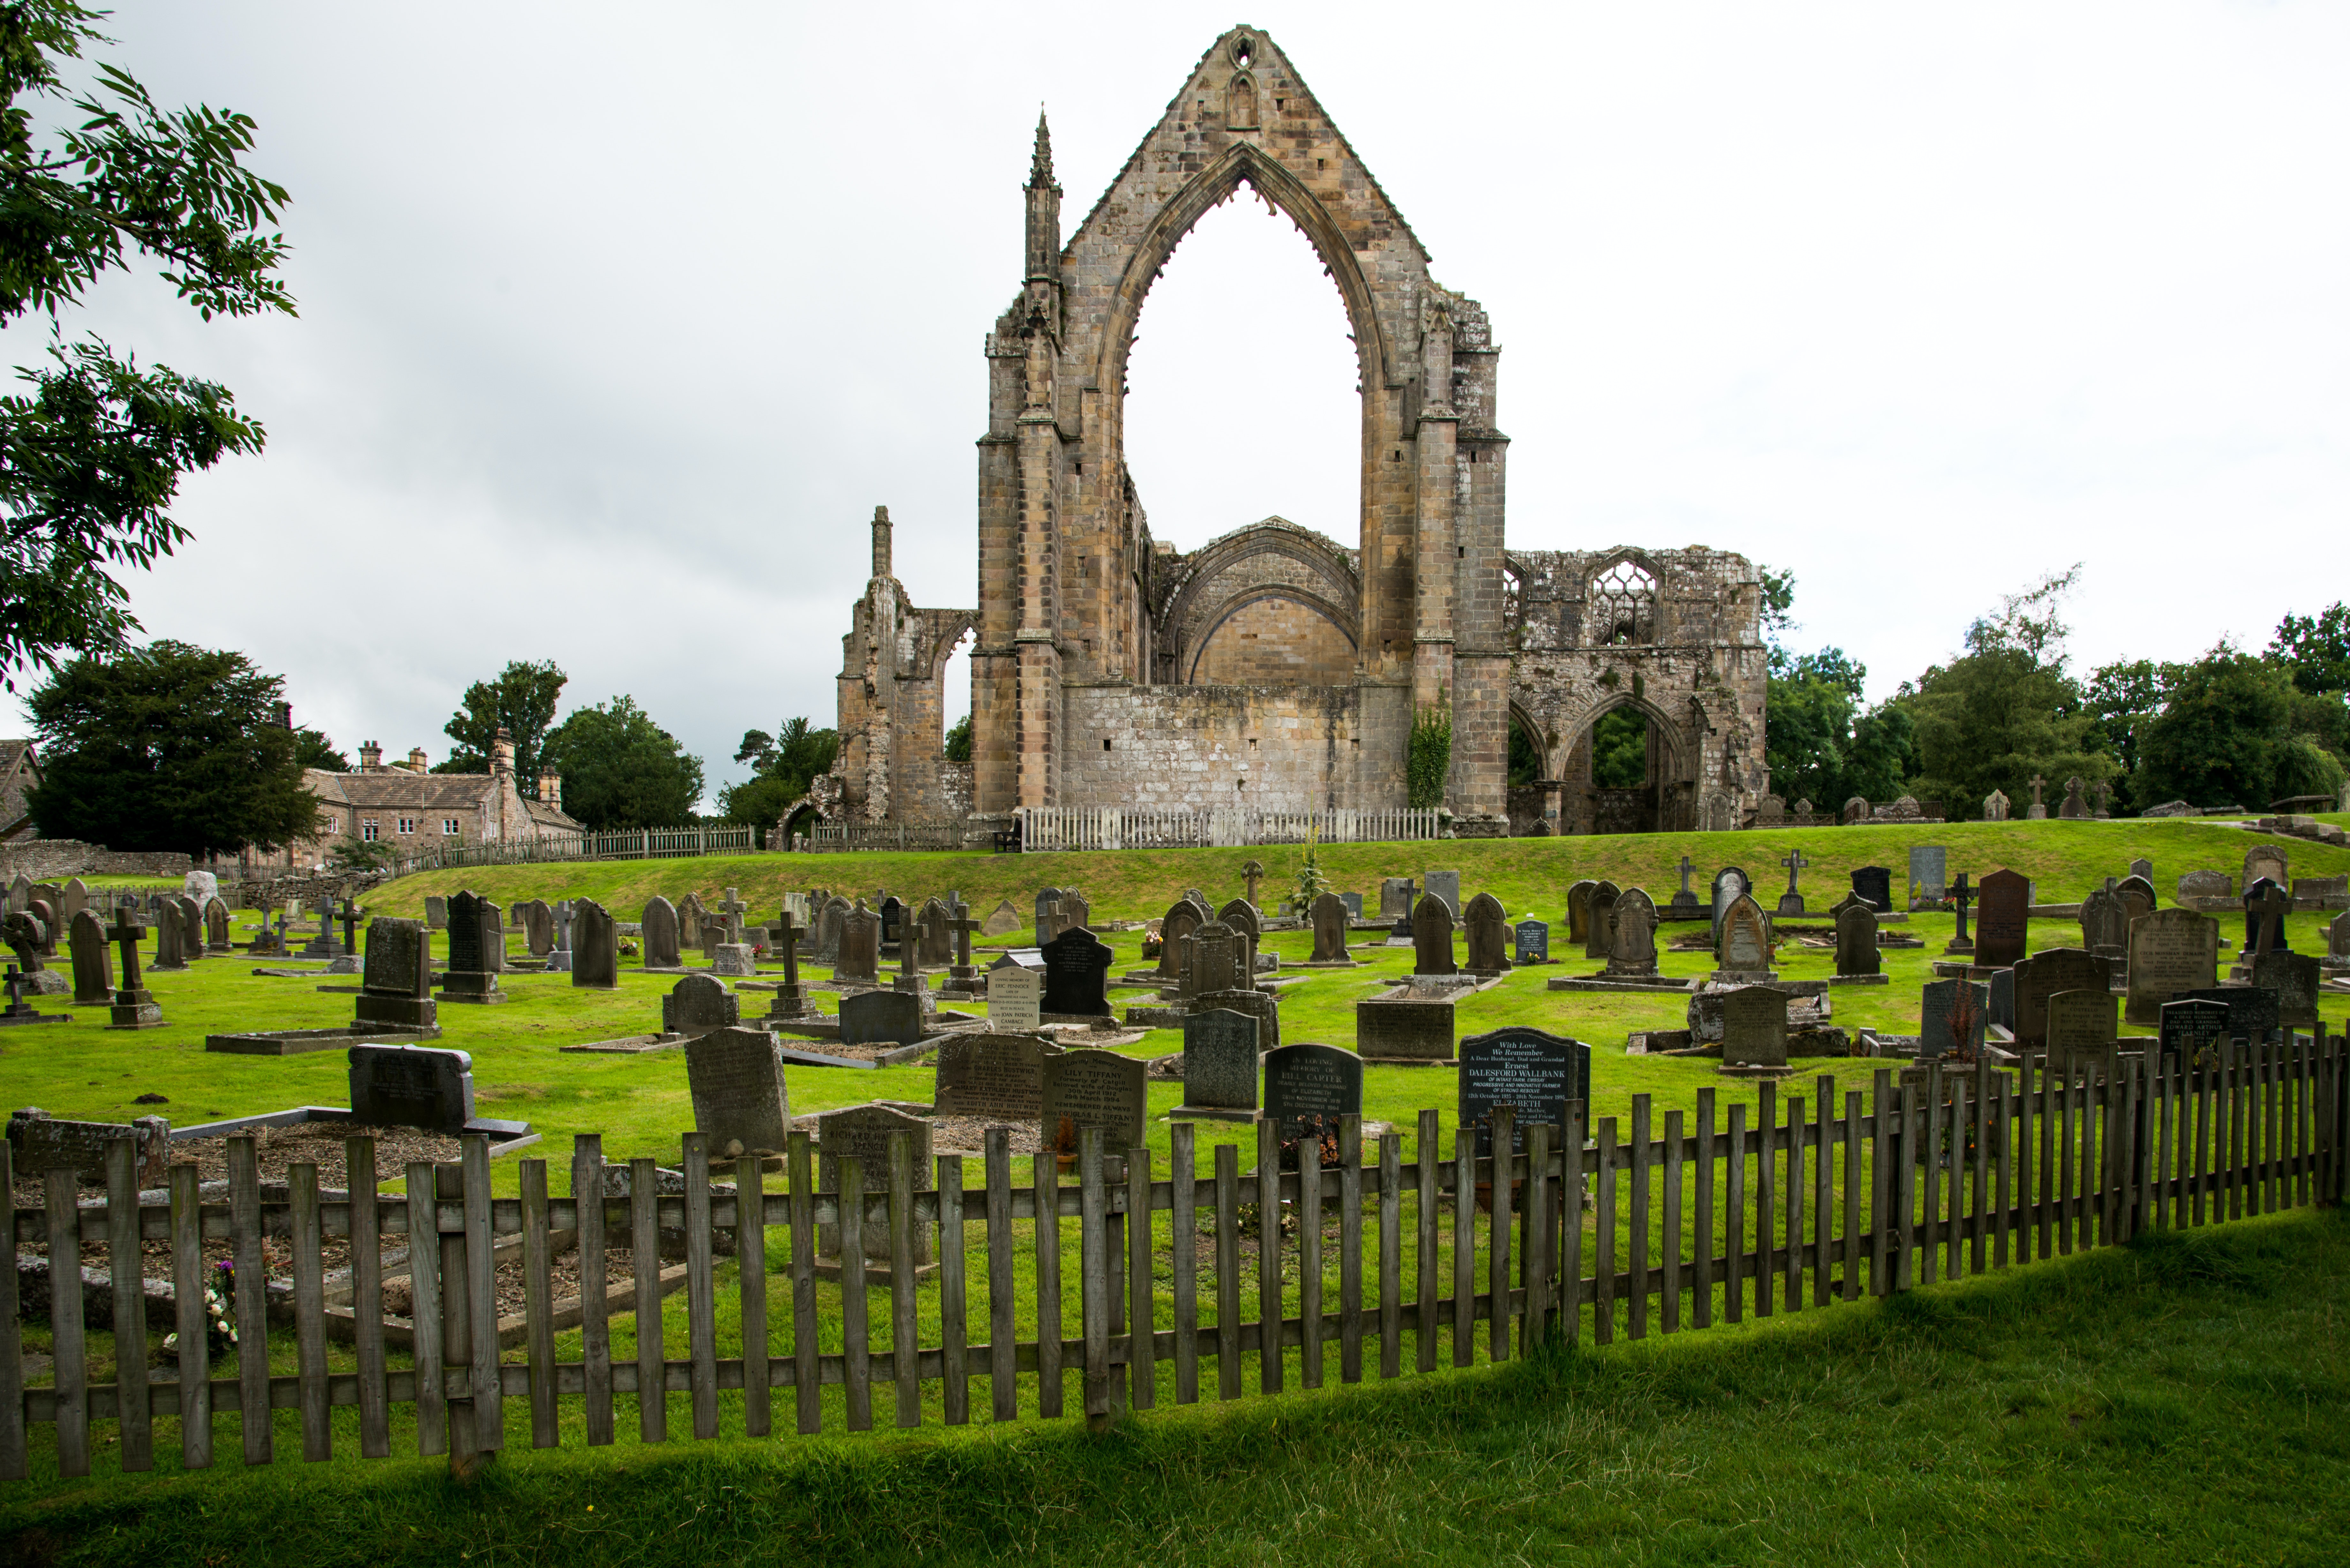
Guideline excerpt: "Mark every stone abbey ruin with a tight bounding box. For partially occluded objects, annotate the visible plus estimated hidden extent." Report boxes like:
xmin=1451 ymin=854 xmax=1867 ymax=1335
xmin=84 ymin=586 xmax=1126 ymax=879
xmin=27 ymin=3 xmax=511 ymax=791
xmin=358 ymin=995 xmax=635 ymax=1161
xmin=813 ymin=27 xmax=1770 ymax=842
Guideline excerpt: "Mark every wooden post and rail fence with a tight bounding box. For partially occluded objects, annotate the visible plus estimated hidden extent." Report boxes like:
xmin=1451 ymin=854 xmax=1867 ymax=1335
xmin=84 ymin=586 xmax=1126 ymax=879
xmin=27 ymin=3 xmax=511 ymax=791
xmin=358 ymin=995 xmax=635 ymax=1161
xmin=4 ymin=1033 xmax=2341 ymax=1477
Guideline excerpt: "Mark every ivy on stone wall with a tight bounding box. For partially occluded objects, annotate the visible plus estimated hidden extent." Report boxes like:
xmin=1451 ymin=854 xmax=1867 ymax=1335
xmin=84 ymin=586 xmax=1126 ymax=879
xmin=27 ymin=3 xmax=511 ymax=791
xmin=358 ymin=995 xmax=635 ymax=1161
xmin=1407 ymin=694 xmax=1452 ymax=810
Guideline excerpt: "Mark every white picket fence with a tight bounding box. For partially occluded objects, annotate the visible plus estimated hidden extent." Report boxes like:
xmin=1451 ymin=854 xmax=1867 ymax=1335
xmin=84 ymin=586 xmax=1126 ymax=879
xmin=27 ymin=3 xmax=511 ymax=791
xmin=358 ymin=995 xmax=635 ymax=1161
xmin=1016 ymin=807 xmax=1440 ymax=852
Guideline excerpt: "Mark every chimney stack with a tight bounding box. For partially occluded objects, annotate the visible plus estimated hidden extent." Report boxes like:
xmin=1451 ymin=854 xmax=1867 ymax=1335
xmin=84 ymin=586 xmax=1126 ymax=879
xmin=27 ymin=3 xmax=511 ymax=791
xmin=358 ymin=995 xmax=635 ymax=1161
xmin=408 ymin=747 xmax=428 ymax=772
xmin=491 ymin=727 xmax=514 ymax=779
xmin=538 ymin=768 xmax=562 ymax=809
xmin=359 ymin=741 xmax=382 ymax=772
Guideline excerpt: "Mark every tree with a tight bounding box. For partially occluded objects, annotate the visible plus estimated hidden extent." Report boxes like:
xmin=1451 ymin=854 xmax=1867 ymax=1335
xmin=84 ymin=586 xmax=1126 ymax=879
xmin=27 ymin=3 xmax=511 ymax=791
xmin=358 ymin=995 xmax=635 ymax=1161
xmin=719 ymin=715 xmax=838 ymax=826
xmin=2267 ymin=602 xmax=2350 ymax=696
xmin=943 ymin=712 xmax=972 ymax=764
xmin=0 ymin=3 xmax=293 ymax=690
xmin=292 ymin=727 xmax=345 ymax=771
xmin=24 ymin=640 xmax=317 ymax=857
xmin=2083 ymin=658 xmax=2166 ymax=790
xmin=2136 ymin=645 xmax=2295 ymax=810
xmin=540 ymin=694 xmax=704 ymax=831
xmin=1590 ymin=708 xmax=1647 ymax=788
xmin=436 ymin=660 xmax=565 ymax=786
xmin=1506 ymin=714 xmax=1544 ymax=788
xmin=1765 ymin=647 xmax=1864 ymax=807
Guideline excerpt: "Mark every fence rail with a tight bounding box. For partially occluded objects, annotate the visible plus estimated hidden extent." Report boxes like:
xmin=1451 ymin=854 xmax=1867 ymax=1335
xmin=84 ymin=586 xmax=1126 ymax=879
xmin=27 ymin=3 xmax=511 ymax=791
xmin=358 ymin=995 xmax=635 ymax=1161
xmin=1017 ymin=806 xmax=1441 ymax=851
xmin=5 ymin=1033 xmax=2341 ymax=1477
xmin=390 ymin=825 xmax=760 ymax=877
xmin=802 ymin=821 xmax=973 ymax=854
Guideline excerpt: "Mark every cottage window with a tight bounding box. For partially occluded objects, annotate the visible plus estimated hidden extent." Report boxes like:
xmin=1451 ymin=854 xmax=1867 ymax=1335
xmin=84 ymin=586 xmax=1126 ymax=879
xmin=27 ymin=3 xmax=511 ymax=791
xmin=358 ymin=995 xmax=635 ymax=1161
xmin=443 ymin=818 xmax=460 ymax=836
xmin=361 ymin=818 xmax=379 ymax=842
xmin=397 ymin=817 xmax=415 ymax=835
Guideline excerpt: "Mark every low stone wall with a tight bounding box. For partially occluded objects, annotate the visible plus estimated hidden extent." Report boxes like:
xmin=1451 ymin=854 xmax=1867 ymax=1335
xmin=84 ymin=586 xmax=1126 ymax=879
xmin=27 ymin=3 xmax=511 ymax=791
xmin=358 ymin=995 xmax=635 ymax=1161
xmin=0 ymin=839 xmax=193 ymax=880
xmin=232 ymin=869 xmax=388 ymax=910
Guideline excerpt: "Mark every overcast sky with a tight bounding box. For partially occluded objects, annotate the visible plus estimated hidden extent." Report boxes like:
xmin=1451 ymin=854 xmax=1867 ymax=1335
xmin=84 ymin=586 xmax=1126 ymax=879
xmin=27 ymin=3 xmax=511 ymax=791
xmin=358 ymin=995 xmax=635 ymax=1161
xmin=8 ymin=2 xmax=2345 ymax=804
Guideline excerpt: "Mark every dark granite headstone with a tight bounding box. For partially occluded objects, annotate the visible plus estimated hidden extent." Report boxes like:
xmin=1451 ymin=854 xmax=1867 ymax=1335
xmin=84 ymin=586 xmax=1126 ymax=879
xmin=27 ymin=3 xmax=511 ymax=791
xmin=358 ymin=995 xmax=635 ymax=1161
xmin=1851 ymin=866 xmax=1892 ymax=914
xmin=2243 ymin=878 xmax=2290 ymax=956
xmin=1041 ymin=926 xmax=1114 ymax=1016
xmin=1919 ymin=979 xmax=1988 ymax=1060
xmin=1356 ymin=987 xmax=1455 ymax=1060
xmin=2178 ymin=986 xmax=2279 ymax=1045
xmin=2253 ymin=949 xmax=2320 ymax=1026
xmin=1565 ymin=879 xmax=1596 ymax=944
xmin=67 ymin=909 xmax=111 ymax=1005
xmin=1262 ymin=1042 xmax=1363 ymax=1154
xmin=840 ymin=988 xmax=926 ymax=1047
xmin=1180 ymin=1007 xmax=1260 ymax=1113
xmin=1457 ymin=1028 xmax=1587 ymax=1154
xmin=1720 ymin=986 xmax=1788 ymax=1068
xmin=1412 ymin=893 xmax=1457 ymax=976
xmin=641 ymin=896 xmax=682 ymax=968
xmin=355 ymin=917 xmax=436 ymax=1028
xmin=1463 ymin=893 xmax=1510 ymax=973
xmin=1585 ymin=881 xmax=1620 ymax=960
xmin=572 ymin=899 xmax=619 ymax=988
xmin=348 ymin=1044 xmax=475 ymax=1134
xmin=2159 ymin=999 xmax=2230 ymax=1069
xmin=685 ymin=1026 xmax=791 ymax=1154
xmin=1513 ymin=919 xmax=1550 ymax=964
xmin=1834 ymin=902 xmax=1881 ymax=977
xmin=1975 ymin=869 xmax=2031 ymax=968
xmin=2014 ymin=948 xmax=2107 ymax=1048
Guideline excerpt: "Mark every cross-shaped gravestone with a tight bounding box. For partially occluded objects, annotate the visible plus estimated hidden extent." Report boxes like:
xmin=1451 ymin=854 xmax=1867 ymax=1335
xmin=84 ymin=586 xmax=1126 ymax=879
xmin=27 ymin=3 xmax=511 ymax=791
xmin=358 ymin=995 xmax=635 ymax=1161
xmin=2248 ymin=880 xmax=2289 ymax=955
xmin=1947 ymin=872 xmax=1975 ymax=953
xmin=1676 ymin=856 xmax=1695 ymax=898
xmin=108 ymin=909 xmax=145 ymax=990
xmin=947 ymin=906 xmax=981 ymax=981
xmin=718 ymin=886 xmax=747 ymax=944
xmin=2028 ymin=775 xmax=2046 ymax=808
xmin=2092 ymin=780 xmax=2112 ymax=814
xmin=899 ymin=916 xmax=921 ymax=981
xmin=1780 ymin=848 xmax=1808 ymax=900
xmin=338 ymin=897 xmax=363 ymax=955
xmin=763 ymin=910 xmax=809 ymax=1019
xmin=1240 ymin=860 xmax=1264 ymax=907
xmin=2 ymin=967 xmax=27 ymax=1019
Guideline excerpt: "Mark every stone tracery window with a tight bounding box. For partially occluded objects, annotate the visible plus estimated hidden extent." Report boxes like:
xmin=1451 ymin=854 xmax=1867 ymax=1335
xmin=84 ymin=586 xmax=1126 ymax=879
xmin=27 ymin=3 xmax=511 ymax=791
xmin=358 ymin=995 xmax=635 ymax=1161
xmin=1588 ymin=561 xmax=1656 ymax=646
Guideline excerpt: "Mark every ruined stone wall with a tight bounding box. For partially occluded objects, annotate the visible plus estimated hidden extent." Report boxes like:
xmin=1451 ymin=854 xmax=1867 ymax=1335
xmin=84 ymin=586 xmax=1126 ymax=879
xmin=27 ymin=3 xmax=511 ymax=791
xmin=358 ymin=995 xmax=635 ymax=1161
xmin=1057 ymin=682 xmax=1409 ymax=813
xmin=1190 ymin=597 xmax=1357 ymax=685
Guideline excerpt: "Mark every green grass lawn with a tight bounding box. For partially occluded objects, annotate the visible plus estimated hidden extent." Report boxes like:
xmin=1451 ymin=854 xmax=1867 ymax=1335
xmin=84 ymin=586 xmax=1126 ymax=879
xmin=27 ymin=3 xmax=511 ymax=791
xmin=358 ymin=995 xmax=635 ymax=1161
xmin=4 ymin=1205 xmax=2343 ymax=1566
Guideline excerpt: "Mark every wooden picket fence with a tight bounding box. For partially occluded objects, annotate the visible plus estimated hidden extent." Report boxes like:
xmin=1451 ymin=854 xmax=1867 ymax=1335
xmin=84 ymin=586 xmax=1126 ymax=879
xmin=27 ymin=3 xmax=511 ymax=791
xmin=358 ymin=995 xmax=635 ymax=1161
xmin=4 ymin=1032 xmax=2342 ymax=1478
xmin=390 ymin=824 xmax=760 ymax=878
xmin=1017 ymin=806 xmax=1441 ymax=852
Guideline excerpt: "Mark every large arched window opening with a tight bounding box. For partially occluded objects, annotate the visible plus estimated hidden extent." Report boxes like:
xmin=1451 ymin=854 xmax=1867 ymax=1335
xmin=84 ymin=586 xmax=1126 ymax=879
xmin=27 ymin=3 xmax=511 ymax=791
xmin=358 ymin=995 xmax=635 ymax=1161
xmin=1121 ymin=187 xmax=1359 ymax=551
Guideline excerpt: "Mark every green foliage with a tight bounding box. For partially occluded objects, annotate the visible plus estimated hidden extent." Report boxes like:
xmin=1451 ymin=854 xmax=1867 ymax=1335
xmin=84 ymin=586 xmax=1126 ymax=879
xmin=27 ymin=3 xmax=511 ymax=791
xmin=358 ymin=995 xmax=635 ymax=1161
xmin=437 ymin=660 xmax=566 ymax=785
xmin=1505 ymin=714 xmax=1544 ymax=788
xmin=2271 ymin=734 xmax=2345 ymax=804
xmin=1756 ymin=563 xmax=1797 ymax=639
xmin=1589 ymin=706 xmax=1647 ymax=789
xmin=2134 ymin=645 xmax=2291 ymax=810
xmin=714 ymin=772 xmax=796 ymax=830
xmin=327 ymin=836 xmax=393 ymax=875
xmin=724 ymin=716 xmax=838 ymax=828
xmin=542 ymin=695 xmax=705 ymax=831
xmin=1765 ymin=648 xmax=1861 ymax=805
xmin=23 ymin=639 xmax=317 ymax=856
xmin=2267 ymin=601 xmax=2350 ymax=695
xmin=944 ymin=712 xmax=973 ymax=764
xmin=292 ymin=727 xmax=345 ymax=771
xmin=1844 ymin=701 xmax=1920 ymax=802
xmin=1406 ymin=695 xmax=1451 ymax=810
xmin=2084 ymin=657 xmax=2166 ymax=785
xmin=0 ymin=2 xmax=293 ymax=688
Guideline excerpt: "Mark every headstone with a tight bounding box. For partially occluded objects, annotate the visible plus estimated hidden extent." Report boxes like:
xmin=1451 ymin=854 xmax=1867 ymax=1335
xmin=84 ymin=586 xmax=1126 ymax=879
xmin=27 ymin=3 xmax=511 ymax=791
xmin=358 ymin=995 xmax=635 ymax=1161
xmin=545 ymin=901 xmax=575 ymax=974
xmin=2058 ymin=777 xmax=2089 ymax=819
xmin=67 ymin=909 xmax=111 ymax=1004
xmin=1834 ymin=902 xmax=1881 ymax=978
xmin=1411 ymin=893 xmax=1458 ymax=976
xmin=572 ymin=899 xmax=619 ymax=989
xmin=817 ymin=1104 xmax=934 ymax=1265
xmin=2244 ymin=846 xmax=2288 ymax=894
xmin=1424 ymin=871 xmax=1462 ymax=918
xmin=1356 ymin=986 xmax=1455 ymax=1060
xmin=2129 ymin=857 xmax=2154 ymax=884
xmin=1607 ymin=889 xmax=1659 ymax=977
xmin=1462 ymin=892 xmax=1510 ymax=973
xmin=2177 ymin=870 xmax=2232 ymax=903
xmin=104 ymin=908 xmax=160 ymax=1029
xmin=6 ymin=1109 xmax=169 ymax=1187
xmin=918 ymin=898 xmax=951 ymax=967
xmin=1032 ymin=887 xmax=1064 ymax=941
xmin=1457 ymin=1028 xmax=1587 ymax=1154
xmin=2116 ymin=876 xmax=2157 ymax=929
xmin=1989 ymin=966 xmax=2015 ymax=1032
xmin=2159 ymin=999 xmax=2230 ymax=1069
xmin=2045 ymin=988 xmax=2117 ymax=1065
xmin=1843 ymin=796 xmax=1869 ymax=825
xmin=835 ymin=901 xmax=881 ymax=983
xmin=2078 ymin=887 xmax=2128 ymax=954
xmin=1339 ymin=892 xmax=1363 ymax=920
xmin=933 ymin=1031 xmax=1058 ymax=1122
xmin=1565 ymin=880 xmax=1596 ymax=944
xmin=1179 ymin=1007 xmax=1260 ymax=1116
xmin=685 ymin=1027 xmax=791 ymax=1154
xmin=661 ymin=973 xmax=740 ymax=1038
xmin=840 ymin=988 xmax=926 ymax=1047
xmin=1039 ymin=1048 xmax=1148 ymax=1155
xmin=1379 ymin=877 xmax=1417 ymax=919
xmin=150 ymin=899 xmax=187 ymax=970
xmin=1041 ymin=926 xmax=1113 ymax=1016
xmin=2179 ymin=986 xmax=2278 ymax=1046
xmin=56 ymin=878 xmax=87 ymax=927
xmin=678 ymin=893 xmax=706 ymax=950
xmin=2253 ymin=950 xmax=2321 ymax=1026
xmin=1850 ymin=866 xmax=1892 ymax=914
xmin=424 ymin=895 xmax=448 ymax=930
xmin=202 ymin=897 xmax=231 ymax=953
xmin=1908 ymin=845 xmax=1948 ymax=905
xmin=1975 ymin=869 xmax=2031 ymax=967
xmin=2123 ymin=908 xmax=2218 ymax=1025
xmin=878 ymin=895 xmax=908 ymax=954
xmin=1919 ymin=979 xmax=1988 ymax=1060
xmin=2331 ymin=907 xmax=2350 ymax=967
xmin=1191 ymin=986 xmax=1280 ymax=1050
xmin=812 ymin=895 xmax=852 ymax=959
xmin=1216 ymin=898 xmax=1262 ymax=981
xmin=1060 ymin=889 xmax=1092 ymax=935
xmin=1308 ymin=892 xmax=1351 ymax=963
xmin=1513 ymin=918 xmax=1550 ymax=965
xmin=981 ymin=898 xmax=1022 ymax=937
xmin=1262 ymin=1043 xmax=1363 ymax=1157
xmin=519 ymin=898 xmax=555 ymax=957
xmin=348 ymin=1044 xmax=475 ymax=1134
xmin=437 ymin=891 xmax=504 ymax=1003
xmin=1719 ymin=987 xmax=1788 ymax=1069
xmin=354 ymin=917 xmax=436 ymax=1028
xmin=1158 ymin=898 xmax=1206 ymax=980
xmin=181 ymin=870 xmax=218 ymax=909
xmin=641 ymin=896 xmax=682 ymax=968
xmin=1776 ymin=849 xmax=1808 ymax=916
xmin=1709 ymin=868 xmax=1748 ymax=947
xmin=2014 ymin=948 xmax=2108 ymax=1048
xmin=1584 ymin=882 xmax=1621 ymax=961
xmin=989 ymin=964 xmax=1042 ymax=1031
xmin=1717 ymin=894 xmax=1771 ymax=975
xmin=2243 ymin=878 xmax=2290 ymax=956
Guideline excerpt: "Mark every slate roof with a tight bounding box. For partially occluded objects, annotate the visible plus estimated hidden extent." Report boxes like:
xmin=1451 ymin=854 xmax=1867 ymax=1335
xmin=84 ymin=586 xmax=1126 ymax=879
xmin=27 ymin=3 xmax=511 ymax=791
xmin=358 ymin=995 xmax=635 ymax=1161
xmin=302 ymin=768 xmax=584 ymax=833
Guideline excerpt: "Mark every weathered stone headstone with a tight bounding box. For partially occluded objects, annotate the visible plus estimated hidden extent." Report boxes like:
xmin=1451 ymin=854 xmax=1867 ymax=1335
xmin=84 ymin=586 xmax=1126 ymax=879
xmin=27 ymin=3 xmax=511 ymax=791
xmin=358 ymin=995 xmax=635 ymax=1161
xmin=1834 ymin=901 xmax=1882 ymax=979
xmin=1177 ymin=1007 xmax=1260 ymax=1118
xmin=1216 ymin=897 xmax=1262 ymax=982
xmin=1463 ymin=892 xmax=1511 ymax=973
xmin=817 ymin=1104 xmax=933 ymax=1266
xmin=1039 ymin=1048 xmax=1147 ymax=1155
xmin=1513 ymin=918 xmax=1550 ymax=964
xmin=1457 ymin=1028 xmax=1587 ymax=1153
xmin=1565 ymin=879 xmax=1596 ymax=944
xmin=1776 ymin=848 xmax=1809 ymax=916
xmin=2058 ymin=777 xmax=2089 ymax=820
xmin=2044 ymin=988 xmax=2116 ymax=1063
xmin=518 ymin=898 xmax=555 ymax=957
xmin=2123 ymin=908 xmax=2217 ymax=1025
xmin=424 ymin=895 xmax=448 ymax=930
xmin=1908 ymin=845 xmax=1948 ymax=905
xmin=1060 ymin=889 xmax=1092 ymax=935
xmin=1720 ymin=987 xmax=1788 ymax=1068
xmin=1717 ymin=894 xmax=1772 ymax=976
xmin=1850 ymin=866 xmax=1892 ymax=914
xmin=572 ymin=899 xmax=619 ymax=989
xmin=1424 ymin=871 xmax=1461 ymax=917
xmin=918 ymin=898 xmax=951 ymax=967
xmin=2159 ymin=999 xmax=2230 ymax=1068
xmin=835 ymin=901 xmax=881 ymax=983
xmin=103 ymin=909 xmax=160 ymax=1029
xmin=438 ymin=890 xmax=505 ymax=1004
xmin=1309 ymin=892 xmax=1352 ymax=963
xmin=2244 ymin=846 xmax=2288 ymax=896
xmin=1411 ymin=893 xmax=1458 ymax=976
xmin=1379 ymin=877 xmax=1417 ymax=919
xmin=6 ymin=1108 xmax=169 ymax=1187
xmin=1989 ymin=966 xmax=2016 ymax=1032
xmin=355 ymin=917 xmax=436 ymax=1028
xmin=1262 ymin=1042 xmax=1362 ymax=1155
xmin=1920 ymin=978 xmax=1988 ymax=1060
xmin=2078 ymin=886 xmax=2127 ymax=954
xmin=1607 ymin=888 xmax=1659 ymax=977
xmin=150 ymin=899 xmax=188 ymax=970
xmin=1041 ymin=926 xmax=1114 ymax=1017
xmin=2243 ymin=877 xmax=2290 ymax=956
xmin=67 ymin=909 xmax=111 ymax=1005
xmin=2014 ymin=948 xmax=2108 ymax=1048
xmin=678 ymin=892 xmax=707 ymax=949
xmin=1709 ymin=868 xmax=1748 ymax=947
xmin=840 ymin=988 xmax=926 ymax=1047
xmin=181 ymin=870 xmax=218 ymax=909
xmin=1032 ymin=887 xmax=1064 ymax=942
xmin=203 ymin=897 xmax=231 ymax=953
xmin=685 ymin=1027 xmax=791 ymax=1154
xmin=641 ymin=896 xmax=682 ymax=969
xmin=56 ymin=877 xmax=87 ymax=927
xmin=989 ymin=964 xmax=1042 ymax=1031
xmin=933 ymin=1031 xmax=1058 ymax=1122
xmin=1975 ymin=869 xmax=2031 ymax=967
xmin=2177 ymin=870 xmax=2232 ymax=903
xmin=2253 ymin=949 xmax=2320 ymax=1027
xmin=349 ymin=1044 xmax=475 ymax=1134
xmin=1157 ymin=897 xmax=1205 ymax=979
xmin=1585 ymin=881 xmax=1621 ymax=960
xmin=661 ymin=973 xmax=740 ymax=1038
xmin=981 ymin=898 xmax=1021 ymax=938
xmin=2330 ymin=907 xmax=2350 ymax=967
